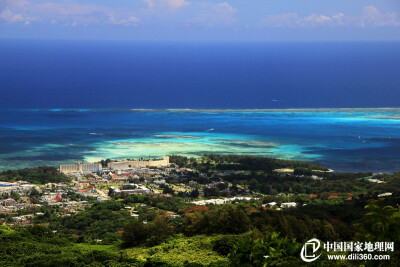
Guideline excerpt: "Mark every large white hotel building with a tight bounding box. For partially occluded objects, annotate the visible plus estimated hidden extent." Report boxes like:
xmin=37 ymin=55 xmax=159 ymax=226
xmin=59 ymin=161 xmax=102 ymax=174
xmin=59 ymin=156 xmax=170 ymax=173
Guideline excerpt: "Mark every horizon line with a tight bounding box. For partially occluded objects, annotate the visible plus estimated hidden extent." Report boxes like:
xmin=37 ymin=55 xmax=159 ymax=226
xmin=3 ymin=107 xmax=400 ymax=112
xmin=2 ymin=38 xmax=400 ymax=43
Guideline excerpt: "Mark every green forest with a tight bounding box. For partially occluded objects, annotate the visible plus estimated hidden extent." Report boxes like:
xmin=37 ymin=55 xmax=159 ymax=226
xmin=1 ymin=197 xmax=399 ymax=266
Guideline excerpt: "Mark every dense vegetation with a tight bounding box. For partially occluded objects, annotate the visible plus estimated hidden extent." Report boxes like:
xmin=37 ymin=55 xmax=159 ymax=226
xmin=171 ymin=155 xmax=399 ymax=196
xmin=51 ymin=201 xmax=132 ymax=244
xmin=170 ymin=154 xmax=327 ymax=172
xmin=0 ymin=166 xmax=69 ymax=184
xmin=1 ymin=197 xmax=399 ymax=266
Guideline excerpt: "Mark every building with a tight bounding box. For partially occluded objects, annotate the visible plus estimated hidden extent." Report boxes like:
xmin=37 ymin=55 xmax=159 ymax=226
xmin=59 ymin=161 xmax=102 ymax=174
xmin=378 ymin=192 xmax=392 ymax=198
xmin=281 ymin=202 xmax=297 ymax=208
xmin=262 ymin=202 xmax=277 ymax=207
xmin=1 ymin=198 xmax=16 ymax=206
xmin=107 ymin=156 xmax=170 ymax=170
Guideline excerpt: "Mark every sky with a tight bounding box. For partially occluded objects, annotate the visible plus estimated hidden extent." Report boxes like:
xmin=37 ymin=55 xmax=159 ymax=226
xmin=1 ymin=0 xmax=400 ymax=41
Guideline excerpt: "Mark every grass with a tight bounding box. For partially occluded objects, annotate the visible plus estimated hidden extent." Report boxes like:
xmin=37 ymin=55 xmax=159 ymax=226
xmin=124 ymin=234 xmax=228 ymax=266
xmin=73 ymin=235 xmax=229 ymax=266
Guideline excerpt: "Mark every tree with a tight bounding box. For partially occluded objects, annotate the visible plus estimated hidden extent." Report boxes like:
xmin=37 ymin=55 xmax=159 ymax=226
xmin=322 ymin=222 xmax=338 ymax=241
xmin=0 ymin=166 xmax=69 ymax=184
xmin=10 ymin=191 xmax=20 ymax=201
xmin=204 ymin=187 xmax=219 ymax=197
xmin=122 ymin=221 xmax=149 ymax=247
xmin=163 ymin=185 xmax=175 ymax=195
xmin=189 ymin=189 xmax=199 ymax=198
xmin=249 ymin=179 xmax=258 ymax=191
xmin=217 ymin=183 xmax=227 ymax=191
xmin=100 ymin=159 xmax=111 ymax=167
xmin=30 ymin=187 xmax=41 ymax=197
xmin=360 ymin=199 xmax=400 ymax=241
xmin=228 ymin=232 xmax=302 ymax=266
xmin=212 ymin=235 xmax=242 ymax=256
xmin=147 ymin=216 xmax=174 ymax=245
xmin=353 ymin=200 xmax=400 ymax=264
xmin=168 ymin=155 xmax=188 ymax=167
xmin=219 ymin=206 xmax=251 ymax=234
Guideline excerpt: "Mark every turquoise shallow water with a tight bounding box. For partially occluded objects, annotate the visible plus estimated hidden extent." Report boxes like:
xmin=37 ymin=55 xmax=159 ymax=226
xmin=0 ymin=108 xmax=399 ymax=173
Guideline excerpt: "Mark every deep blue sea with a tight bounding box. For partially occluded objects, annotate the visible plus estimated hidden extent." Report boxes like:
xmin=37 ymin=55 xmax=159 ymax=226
xmin=1 ymin=41 xmax=400 ymax=109
xmin=0 ymin=41 xmax=399 ymax=172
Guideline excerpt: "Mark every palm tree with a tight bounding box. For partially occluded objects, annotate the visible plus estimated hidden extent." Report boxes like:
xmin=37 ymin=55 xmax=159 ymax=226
xmin=364 ymin=199 xmax=398 ymax=240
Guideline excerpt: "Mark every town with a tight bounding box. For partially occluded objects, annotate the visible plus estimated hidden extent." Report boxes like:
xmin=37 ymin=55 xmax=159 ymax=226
xmin=0 ymin=155 xmax=396 ymax=229
xmin=1 ymin=156 xmax=259 ymax=226
xmin=0 ymin=154 xmax=399 ymax=265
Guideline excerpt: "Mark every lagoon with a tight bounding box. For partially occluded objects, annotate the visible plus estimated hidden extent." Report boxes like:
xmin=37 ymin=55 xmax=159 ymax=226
xmin=0 ymin=108 xmax=399 ymax=173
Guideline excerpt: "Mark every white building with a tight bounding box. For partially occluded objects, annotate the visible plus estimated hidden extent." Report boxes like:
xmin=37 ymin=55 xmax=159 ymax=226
xmin=59 ymin=161 xmax=102 ymax=174
xmin=280 ymin=202 xmax=297 ymax=208
xmin=262 ymin=202 xmax=277 ymax=207
xmin=378 ymin=192 xmax=392 ymax=198
xmin=107 ymin=156 xmax=169 ymax=170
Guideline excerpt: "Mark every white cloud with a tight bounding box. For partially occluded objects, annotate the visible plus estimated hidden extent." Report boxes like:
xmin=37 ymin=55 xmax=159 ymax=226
xmin=363 ymin=5 xmax=381 ymax=21
xmin=332 ymin=12 xmax=345 ymax=25
xmin=143 ymin=0 xmax=155 ymax=9
xmin=261 ymin=13 xmax=298 ymax=28
xmin=1 ymin=0 xmax=30 ymax=9
xmin=0 ymin=7 xmax=34 ymax=23
xmin=0 ymin=1 xmax=140 ymax=26
xmin=261 ymin=6 xmax=400 ymax=28
xmin=109 ymin=15 xmax=140 ymax=26
xmin=361 ymin=5 xmax=400 ymax=27
xmin=303 ymin=14 xmax=331 ymax=24
xmin=166 ymin=0 xmax=189 ymax=9
xmin=172 ymin=2 xmax=237 ymax=27
xmin=141 ymin=0 xmax=188 ymax=10
xmin=216 ymin=2 xmax=236 ymax=15
xmin=262 ymin=12 xmax=345 ymax=28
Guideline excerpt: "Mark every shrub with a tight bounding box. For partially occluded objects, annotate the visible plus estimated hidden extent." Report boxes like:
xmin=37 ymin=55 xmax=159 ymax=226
xmin=212 ymin=235 xmax=241 ymax=256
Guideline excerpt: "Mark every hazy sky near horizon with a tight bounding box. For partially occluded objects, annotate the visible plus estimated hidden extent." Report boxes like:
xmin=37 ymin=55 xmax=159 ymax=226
xmin=1 ymin=0 xmax=400 ymax=41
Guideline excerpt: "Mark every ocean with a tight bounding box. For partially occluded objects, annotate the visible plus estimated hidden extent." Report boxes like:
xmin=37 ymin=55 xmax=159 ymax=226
xmin=1 ymin=40 xmax=399 ymax=109
xmin=0 ymin=108 xmax=399 ymax=173
xmin=0 ymin=41 xmax=399 ymax=172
